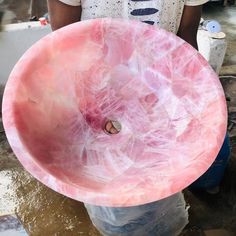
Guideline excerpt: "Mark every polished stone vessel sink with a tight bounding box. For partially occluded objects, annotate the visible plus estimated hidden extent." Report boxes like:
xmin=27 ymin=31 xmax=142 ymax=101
xmin=2 ymin=18 xmax=227 ymax=207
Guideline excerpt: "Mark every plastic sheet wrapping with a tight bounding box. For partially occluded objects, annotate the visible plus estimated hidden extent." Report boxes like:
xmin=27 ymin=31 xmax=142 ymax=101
xmin=2 ymin=18 xmax=227 ymax=207
xmin=85 ymin=192 xmax=188 ymax=236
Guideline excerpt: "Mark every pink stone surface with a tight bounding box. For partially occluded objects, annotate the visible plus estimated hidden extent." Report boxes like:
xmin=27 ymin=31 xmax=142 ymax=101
xmin=2 ymin=19 xmax=227 ymax=207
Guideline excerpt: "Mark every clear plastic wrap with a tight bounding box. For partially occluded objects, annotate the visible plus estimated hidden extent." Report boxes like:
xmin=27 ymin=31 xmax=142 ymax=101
xmin=85 ymin=192 xmax=188 ymax=236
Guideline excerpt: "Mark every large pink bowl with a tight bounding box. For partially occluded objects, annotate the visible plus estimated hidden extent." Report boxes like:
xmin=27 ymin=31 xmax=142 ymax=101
xmin=2 ymin=18 xmax=227 ymax=207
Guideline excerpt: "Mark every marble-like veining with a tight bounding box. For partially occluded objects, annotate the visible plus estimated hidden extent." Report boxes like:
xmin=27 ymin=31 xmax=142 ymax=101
xmin=2 ymin=18 xmax=227 ymax=207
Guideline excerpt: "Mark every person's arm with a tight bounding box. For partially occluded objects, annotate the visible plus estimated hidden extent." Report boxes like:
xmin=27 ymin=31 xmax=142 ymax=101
xmin=177 ymin=5 xmax=203 ymax=50
xmin=47 ymin=0 xmax=81 ymax=31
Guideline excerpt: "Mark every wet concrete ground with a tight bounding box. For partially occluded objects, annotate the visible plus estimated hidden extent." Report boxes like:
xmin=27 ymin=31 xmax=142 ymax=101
xmin=0 ymin=129 xmax=100 ymax=235
xmin=0 ymin=2 xmax=236 ymax=236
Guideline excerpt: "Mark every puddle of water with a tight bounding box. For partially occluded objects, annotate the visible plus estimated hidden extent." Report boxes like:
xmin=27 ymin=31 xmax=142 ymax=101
xmin=0 ymin=170 xmax=17 ymax=215
xmin=0 ymin=133 xmax=100 ymax=235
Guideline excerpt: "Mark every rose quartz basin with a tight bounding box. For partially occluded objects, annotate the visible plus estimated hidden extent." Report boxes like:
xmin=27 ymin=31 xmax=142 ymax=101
xmin=2 ymin=18 xmax=227 ymax=207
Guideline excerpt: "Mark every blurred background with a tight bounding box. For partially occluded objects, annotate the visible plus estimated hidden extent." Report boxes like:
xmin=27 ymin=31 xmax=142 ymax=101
xmin=0 ymin=1 xmax=236 ymax=236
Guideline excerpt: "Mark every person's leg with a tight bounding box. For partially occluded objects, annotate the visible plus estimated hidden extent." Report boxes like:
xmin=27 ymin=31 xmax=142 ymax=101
xmin=189 ymin=134 xmax=231 ymax=192
xmin=85 ymin=192 xmax=188 ymax=236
